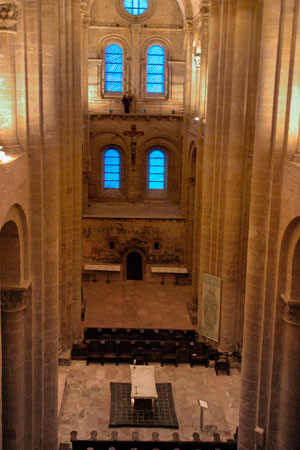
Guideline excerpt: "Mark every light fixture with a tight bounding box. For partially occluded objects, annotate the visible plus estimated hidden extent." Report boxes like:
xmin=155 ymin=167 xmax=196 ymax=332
xmin=194 ymin=116 xmax=200 ymax=121
xmin=0 ymin=146 xmax=12 ymax=163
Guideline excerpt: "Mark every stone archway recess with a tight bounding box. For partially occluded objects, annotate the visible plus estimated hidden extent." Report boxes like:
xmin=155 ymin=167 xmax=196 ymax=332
xmin=126 ymin=251 xmax=143 ymax=280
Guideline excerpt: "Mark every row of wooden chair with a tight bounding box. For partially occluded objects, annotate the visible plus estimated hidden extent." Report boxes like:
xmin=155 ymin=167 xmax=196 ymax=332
xmin=84 ymin=327 xmax=197 ymax=343
xmin=85 ymin=340 xmax=213 ymax=367
xmin=65 ymin=429 xmax=237 ymax=450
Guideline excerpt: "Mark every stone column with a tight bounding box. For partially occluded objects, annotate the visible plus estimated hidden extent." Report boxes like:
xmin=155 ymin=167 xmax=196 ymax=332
xmin=131 ymin=23 xmax=141 ymax=100
xmin=81 ymin=1 xmax=91 ymax=210
xmin=239 ymin=0 xmax=296 ymax=447
xmin=181 ymin=20 xmax=194 ymax=213
xmin=277 ymin=297 xmax=300 ymax=448
xmin=1 ymin=288 xmax=26 ymax=450
xmin=191 ymin=3 xmax=209 ymax=312
xmin=220 ymin=0 xmax=253 ymax=348
xmin=0 ymin=2 xmax=21 ymax=155
xmin=58 ymin=0 xmax=83 ymax=351
xmin=72 ymin=0 xmax=83 ymax=345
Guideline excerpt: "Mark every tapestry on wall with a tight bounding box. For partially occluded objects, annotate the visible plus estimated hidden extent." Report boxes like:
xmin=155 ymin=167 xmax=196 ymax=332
xmin=201 ymin=273 xmax=221 ymax=342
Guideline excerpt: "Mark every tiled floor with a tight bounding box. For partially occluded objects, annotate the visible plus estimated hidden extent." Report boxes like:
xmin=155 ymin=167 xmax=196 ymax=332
xmin=58 ymin=281 xmax=240 ymax=445
xmin=82 ymin=280 xmax=195 ymax=329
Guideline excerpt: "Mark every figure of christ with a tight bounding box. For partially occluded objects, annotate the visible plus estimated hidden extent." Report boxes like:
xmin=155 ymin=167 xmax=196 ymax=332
xmin=123 ymin=124 xmax=144 ymax=165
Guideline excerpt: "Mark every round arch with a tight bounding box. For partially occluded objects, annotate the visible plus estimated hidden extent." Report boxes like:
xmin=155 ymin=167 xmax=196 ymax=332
xmin=279 ymin=217 xmax=300 ymax=300
xmin=188 ymin=142 xmax=197 ymax=179
xmin=140 ymin=137 xmax=181 ymax=202
xmin=97 ymin=34 xmax=130 ymax=59
xmin=122 ymin=248 xmax=146 ymax=281
xmin=0 ymin=203 xmax=29 ymax=285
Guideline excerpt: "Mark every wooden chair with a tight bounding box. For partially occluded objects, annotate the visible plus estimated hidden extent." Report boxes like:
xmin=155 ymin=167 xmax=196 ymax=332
xmin=86 ymin=341 xmax=102 ymax=365
xmin=128 ymin=328 xmax=141 ymax=340
xmin=158 ymin=329 xmax=170 ymax=341
xmin=118 ymin=340 xmax=133 ymax=363
xmin=173 ymin=329 xmax=185 ymax=341
xmin=161 ymin=342 xmax=177 ymax=367
xmin=148 ymin=341 xmax=162 ymax=362
xmin=215 ymin=352 xmax=230 ymax=375
xmin=176 ymin=341 xmax=191 ymax=363
xmin=190 ymin=342 xmax=209 ymax=368
xmin=133 ymin=341 xmax=148 ymax=365
xmin=84 ymin=327 xmax=100 ymax=342
xmin=101 ymin=340 xmax=119 ymax=365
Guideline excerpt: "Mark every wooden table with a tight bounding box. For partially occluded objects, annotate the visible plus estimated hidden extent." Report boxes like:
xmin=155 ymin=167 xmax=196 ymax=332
xmin=130 ymin=365 xmax=158 ymax=410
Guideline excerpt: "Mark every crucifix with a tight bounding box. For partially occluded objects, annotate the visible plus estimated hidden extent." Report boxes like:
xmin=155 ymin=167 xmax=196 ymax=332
xmin=123 ymin=124 xmax=144 ymax=165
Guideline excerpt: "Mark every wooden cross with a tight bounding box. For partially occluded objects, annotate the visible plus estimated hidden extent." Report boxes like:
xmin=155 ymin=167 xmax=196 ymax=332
xmin=123 ymin=124 xmax=144 ymax=165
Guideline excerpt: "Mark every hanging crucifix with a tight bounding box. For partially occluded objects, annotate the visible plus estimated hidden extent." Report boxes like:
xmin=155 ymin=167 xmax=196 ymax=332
xmin=123 ymin=124 xmax=144 ymax=165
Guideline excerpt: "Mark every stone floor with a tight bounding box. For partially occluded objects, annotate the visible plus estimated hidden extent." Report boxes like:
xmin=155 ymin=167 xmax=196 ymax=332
xmin=58 ymin=280 xmax=240 ymax=445
xmin=82 ymin=280 xmax=196 ymax=329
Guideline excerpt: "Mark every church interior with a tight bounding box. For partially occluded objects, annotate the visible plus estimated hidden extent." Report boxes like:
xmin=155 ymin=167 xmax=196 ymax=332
xmin=1 ymin=0 xmax=300 ymax=449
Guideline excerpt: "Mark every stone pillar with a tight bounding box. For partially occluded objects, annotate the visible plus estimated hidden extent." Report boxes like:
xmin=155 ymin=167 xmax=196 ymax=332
xmin=0 ymin=2 xmax=21 ymax=155
xmin=181 ymin=20 xmax=194 ymax=213
xmin=131 ymin=23 xmax=141 ymax=100
xmin=72 ymin=0 xmax=83 ymax=345
xmin=239 ymin=0 xmax=296 ymax=447
xmin=1 ymin=288 xmax=26 ymax=450
xmin=197 ymin=0 xmax=254 ymax=347
xmin=277 ymin=297 xmax=300 ymax=448
xmin=24 ymin=0 xmax=60 ymax=447
xmin=186 ymin=176 xmax=196 ymax=272
xmin=81 ymin=1 xmax=91 ymax=210
xmin=220 ymin=0 xmax=253 ymax=348
xmin=58 ymin=0 xmax=83 ymax=351
xmin=191 ymin=3 xmax=209 ymax=312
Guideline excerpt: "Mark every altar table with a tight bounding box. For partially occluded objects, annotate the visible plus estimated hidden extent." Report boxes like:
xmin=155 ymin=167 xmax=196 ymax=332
xmin=130 ymin=365 xmax=158 ymax=410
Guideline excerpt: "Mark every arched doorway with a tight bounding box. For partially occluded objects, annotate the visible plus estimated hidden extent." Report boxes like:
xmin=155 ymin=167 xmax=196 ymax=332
xmin=126 ymin=252 xmax=143 ymax=280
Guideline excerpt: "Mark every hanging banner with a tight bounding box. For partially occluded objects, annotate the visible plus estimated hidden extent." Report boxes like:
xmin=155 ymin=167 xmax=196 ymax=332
xmin=201 ymin=273 xmax=221 ymax=342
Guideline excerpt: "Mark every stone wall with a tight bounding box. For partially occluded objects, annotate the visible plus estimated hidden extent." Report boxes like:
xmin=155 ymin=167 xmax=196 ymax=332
xmin=82 ymin=216 xmax=185 ymax=270
xmin=88 ymin=114 xmax=183 ymax=204
xmin=88 ymin=0 xmax=186 ymax=114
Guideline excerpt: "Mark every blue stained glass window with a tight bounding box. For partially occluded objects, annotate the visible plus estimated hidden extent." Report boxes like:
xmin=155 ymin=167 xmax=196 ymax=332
xmin=104 ymin=149 xmax=120 ymax=189
xmin=105 ymin=44 xmax=123 ymax=92
xmin=124 ymin=0 xmax=148 ymax=15
xmin=148 ymin=150 xmax=165 ymax=190
xmin=147 ymin=45 xmax=164 ymax=93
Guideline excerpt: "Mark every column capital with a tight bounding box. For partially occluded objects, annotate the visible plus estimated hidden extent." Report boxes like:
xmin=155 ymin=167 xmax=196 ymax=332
xmin=281 ymin=293 xmax=300 ymax=326
xmin=1 ymin=287 xmax=27 ymax=312
xmin=0 ymin=3 xmax=18 ymax=31
xmin=80 ymin=0 xmax=89 ymax=23
xmin=200 ymin=5 xmax=210 ymax=15
xmin=184 ymin=20 xmax=194 ymax=32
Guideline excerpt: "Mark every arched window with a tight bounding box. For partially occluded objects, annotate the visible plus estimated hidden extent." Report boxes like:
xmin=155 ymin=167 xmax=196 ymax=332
xmin=124 ymin=0 xmax=148 ymax=15
xmin=104 ymin=149 xmax=120 ymax=189
xmin=105 ymin=44 xmax=123 ymax=93
xmin=147 ymin=45 xmax=165 ymax=94
xmin=148 ymin=150 xmax=165 ymax=190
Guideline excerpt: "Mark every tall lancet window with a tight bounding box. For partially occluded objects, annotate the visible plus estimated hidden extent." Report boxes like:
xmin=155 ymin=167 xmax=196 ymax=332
xmin=147 ymin=45 xmax=165 ymax=94
xmin=105 ymin=44 xmax=123 ymax=93
xmin=104 ymin=149 xmax=120 ymax=189
xmin=148 ymin=150 xmax=165 ymax=190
